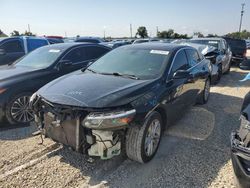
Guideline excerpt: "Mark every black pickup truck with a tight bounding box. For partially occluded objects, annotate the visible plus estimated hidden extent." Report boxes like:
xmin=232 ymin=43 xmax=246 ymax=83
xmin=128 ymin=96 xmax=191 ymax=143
xmin=223 ymin=37 xmax=247 ymax=64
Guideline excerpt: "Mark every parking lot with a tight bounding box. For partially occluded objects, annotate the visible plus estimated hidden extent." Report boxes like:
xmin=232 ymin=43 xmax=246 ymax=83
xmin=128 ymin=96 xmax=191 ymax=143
xmin=0 ymin=67 xmax=248 ymax=188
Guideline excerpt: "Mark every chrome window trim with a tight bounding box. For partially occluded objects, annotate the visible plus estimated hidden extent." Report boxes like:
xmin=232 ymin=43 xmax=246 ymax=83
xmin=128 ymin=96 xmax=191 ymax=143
xmin=167 ymin=47 xmax=203 ymax=80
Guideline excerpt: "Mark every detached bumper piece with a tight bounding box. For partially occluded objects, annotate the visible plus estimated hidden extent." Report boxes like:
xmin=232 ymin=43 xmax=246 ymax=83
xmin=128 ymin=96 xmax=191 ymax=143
xmin=231 ymin=130 xmax=250 ymax=188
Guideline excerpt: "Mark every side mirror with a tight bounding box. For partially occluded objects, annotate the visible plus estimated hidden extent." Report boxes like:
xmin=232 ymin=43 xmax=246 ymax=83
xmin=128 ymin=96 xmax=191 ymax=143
xmin=0 ymin=48 xmax=6 ymax=56
xmin=59 ymin=59 xmax=73 ymax=69
xmin=173 ymin=70 xmax=190 ymax=79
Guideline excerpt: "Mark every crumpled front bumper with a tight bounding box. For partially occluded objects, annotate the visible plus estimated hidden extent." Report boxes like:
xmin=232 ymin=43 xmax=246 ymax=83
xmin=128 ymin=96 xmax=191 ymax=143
xmin=231 ymin=132 xmax=250 ymax=188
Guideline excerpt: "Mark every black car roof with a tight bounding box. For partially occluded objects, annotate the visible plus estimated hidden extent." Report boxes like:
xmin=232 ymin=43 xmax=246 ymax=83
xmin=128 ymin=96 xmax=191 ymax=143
xmin=124 ymin=43 xmax=188 ymax=52
xmin=44 ymin=42 xmax=110 ymax=51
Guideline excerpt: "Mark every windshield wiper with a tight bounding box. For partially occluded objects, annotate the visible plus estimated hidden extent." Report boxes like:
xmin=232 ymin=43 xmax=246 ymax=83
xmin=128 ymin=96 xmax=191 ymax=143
xmin=101 ymin=72 xmax=140 ymax=80
xmin=84 ymin=68 xmax=97 ymax=73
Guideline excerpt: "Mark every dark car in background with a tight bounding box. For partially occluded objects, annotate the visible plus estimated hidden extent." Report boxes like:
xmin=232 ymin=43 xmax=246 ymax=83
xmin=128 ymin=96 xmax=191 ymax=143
xmin=0 ymin=43 xmax=111 ymax=125
xmin=223 ymin=37 xmax=247 ymax=64
xmin=31 ymin=43 xmax=212 ymax=163
xmin=75 ymin=37 xmax=105 ymax=43
xmin=132 ymin=38 xmax=160 ymax=44
xmin=231 ymin=73 xmax=250 ymax=188
xmin=176 ymin=42 xmax=221 ymax=84
xmin=0 ymin=36 xmax=49 ymax=66
xmin=101 ymin=41 xmax=131 ymax=49
xmin=45 ymin=36 xmax=64 ymax=44
xmin=190 ymin=38 xmax=232 ymax=79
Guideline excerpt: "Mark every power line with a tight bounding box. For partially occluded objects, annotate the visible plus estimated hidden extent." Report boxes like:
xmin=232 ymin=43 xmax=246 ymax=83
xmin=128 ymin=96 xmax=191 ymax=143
xmin=239 ymin=3 xmax=245 ymax=32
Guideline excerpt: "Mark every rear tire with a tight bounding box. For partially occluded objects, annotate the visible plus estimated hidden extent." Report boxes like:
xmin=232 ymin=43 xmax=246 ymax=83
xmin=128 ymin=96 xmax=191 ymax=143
xmin=125 ymin=111 xmax=163 ymax=163
xmin=196 ymin=78 xmax=210 ymax=105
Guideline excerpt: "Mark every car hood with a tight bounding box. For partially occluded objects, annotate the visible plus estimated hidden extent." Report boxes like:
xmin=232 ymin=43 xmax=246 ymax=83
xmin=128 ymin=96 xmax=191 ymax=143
xmin=180 ymin=42 xmax=218 ymax=56
xmin=0 ymin=65 xmax=36 ymax=81
xmin=37 ymin=71 xmax=157 ymax=108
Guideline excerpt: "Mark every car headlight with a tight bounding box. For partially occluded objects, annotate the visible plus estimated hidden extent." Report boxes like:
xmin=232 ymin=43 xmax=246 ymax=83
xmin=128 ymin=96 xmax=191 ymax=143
xmin=82 ymin=109 xmax=136 ymax=129
xmin=240 ymin=115 xmax=250 ymax=129
xmin=0 ymin=88 xmax=7 ymax=94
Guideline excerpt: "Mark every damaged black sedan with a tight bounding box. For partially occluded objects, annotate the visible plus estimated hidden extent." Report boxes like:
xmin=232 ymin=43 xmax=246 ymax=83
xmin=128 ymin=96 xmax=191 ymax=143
xmin=31 ymin=43 xmax=212 ymax=163
xmin=231 ymin=73 xmax=250 ymax=188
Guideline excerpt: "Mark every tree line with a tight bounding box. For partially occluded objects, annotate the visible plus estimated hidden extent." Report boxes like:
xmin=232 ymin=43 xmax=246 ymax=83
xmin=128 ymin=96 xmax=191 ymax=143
xmin=1 ymin=27 xmax=250 ymax=39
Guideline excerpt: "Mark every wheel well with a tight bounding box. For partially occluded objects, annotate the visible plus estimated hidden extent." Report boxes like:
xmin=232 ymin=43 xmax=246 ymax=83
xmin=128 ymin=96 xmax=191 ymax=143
xmin=154 ymin=107 xmax=167 ymax=128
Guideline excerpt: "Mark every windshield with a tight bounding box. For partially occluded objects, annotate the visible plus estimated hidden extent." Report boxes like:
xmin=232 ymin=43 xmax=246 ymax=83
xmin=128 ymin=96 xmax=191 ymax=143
xmin=190 ymin=40 xmax=219 ymax=49
xmin=15 ymin=46 xmax=64 ymax=69
xmin=88 ymin=47 xmax=170 ymax=80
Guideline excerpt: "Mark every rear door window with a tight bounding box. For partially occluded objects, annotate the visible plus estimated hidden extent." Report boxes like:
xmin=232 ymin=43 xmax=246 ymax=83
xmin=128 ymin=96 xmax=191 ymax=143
xmin=62 ymin=47 xmax=88 ymax=64
xmin=185 ymin=49 xmax=201 ymax=67
xmin=85 ymin=46 xmax=110 ymax=60
xmin=1 ymin=40 xmax=24 ymax=53
xmin=27 ymin=39 xmax=48 ymax=52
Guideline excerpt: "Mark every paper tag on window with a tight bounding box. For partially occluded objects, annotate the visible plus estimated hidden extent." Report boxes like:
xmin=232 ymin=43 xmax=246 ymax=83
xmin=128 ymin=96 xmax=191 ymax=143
xmin=150 ymin=50 xmax=169 ymax=55
xmin=208 ymin=41 xmax=218 ymax=44
xmin=49 ymin=49 xmax=60 ymax=53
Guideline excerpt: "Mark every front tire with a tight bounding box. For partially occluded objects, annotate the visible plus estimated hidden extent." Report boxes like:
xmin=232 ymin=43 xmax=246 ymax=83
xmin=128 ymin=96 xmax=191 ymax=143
xmin=216 ymin=64 xmax=222 ymax=83
xmin=126 ymin=111 xmax=163 ymax=163
xmin=224 ymin=61 xmax=231 ymax=74
xmin=6 ymin=92 xmax=34 ymax=125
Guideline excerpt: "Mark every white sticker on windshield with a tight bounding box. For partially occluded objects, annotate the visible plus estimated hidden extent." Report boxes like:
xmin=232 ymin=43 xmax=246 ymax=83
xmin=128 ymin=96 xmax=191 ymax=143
xmin=150 ymin=50 xmax=169 ymax=55
xmin=49 ymin=49 xmax=60 ymax=53
xmin=208 ymin=41 xmax=218 ymax=44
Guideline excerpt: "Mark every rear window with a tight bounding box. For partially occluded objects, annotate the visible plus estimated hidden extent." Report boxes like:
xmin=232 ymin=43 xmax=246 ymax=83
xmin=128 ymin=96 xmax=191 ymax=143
xmin=0 ymin=39 xmax=24 ymax=53
xmin=27 ymin=39 xmax=48 ymax=52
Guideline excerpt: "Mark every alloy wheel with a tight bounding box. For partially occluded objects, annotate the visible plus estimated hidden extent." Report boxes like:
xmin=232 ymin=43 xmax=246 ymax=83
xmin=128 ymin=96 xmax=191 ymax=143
xmin=10 ymin=96 xmax=34 ymax=123
xmin=144 ymin=119 xmax=161 ymax=157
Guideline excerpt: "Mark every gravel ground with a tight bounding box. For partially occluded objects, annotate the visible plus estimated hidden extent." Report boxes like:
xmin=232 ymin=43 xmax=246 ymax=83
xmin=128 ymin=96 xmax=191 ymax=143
xmin=0 ymin=67 xmax=249 ymax=188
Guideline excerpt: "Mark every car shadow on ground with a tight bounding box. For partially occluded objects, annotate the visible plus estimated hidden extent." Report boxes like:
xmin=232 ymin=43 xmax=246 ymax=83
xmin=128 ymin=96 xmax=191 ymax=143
xmin=43 ymin=91 xmax=244 ymax=188
xmin=0 ymin=122 xmax=37 ymax=140
xmin=214 ymin=68 xmax=250 ymax=88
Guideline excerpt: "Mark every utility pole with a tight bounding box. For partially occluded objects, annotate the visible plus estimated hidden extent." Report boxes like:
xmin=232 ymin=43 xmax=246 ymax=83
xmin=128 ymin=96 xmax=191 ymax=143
xmin=239 ymin=3 xmax=245 ymax=32
xmin=156 ymin=26 xmax=159 ymax=37
xmin=28 ymin=24 xmax=31 ymax=33
xmin=130 ymin=24 xmax=133 ymax=38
